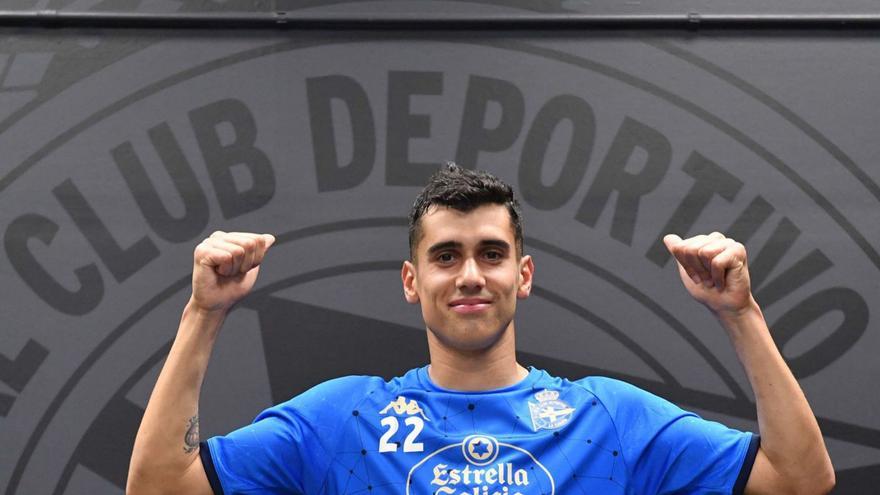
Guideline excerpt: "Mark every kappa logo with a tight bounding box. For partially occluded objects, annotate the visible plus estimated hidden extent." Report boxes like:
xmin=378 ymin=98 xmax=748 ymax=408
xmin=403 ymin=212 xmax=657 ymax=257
xmin=380 ymin=395 xmax=431 ymax=421
xmin=528 ymin=390 xmax=575 ymax=431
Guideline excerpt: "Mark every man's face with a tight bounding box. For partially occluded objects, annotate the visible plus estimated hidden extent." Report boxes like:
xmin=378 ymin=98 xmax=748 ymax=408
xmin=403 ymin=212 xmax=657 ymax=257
xmin=401 ymin=204 xmax=533 ymax=352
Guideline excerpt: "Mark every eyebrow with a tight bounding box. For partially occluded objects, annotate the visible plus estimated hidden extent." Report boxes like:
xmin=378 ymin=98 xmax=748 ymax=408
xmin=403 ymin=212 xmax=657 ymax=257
xmin=426 ymin=239 xmax=511 ymax=256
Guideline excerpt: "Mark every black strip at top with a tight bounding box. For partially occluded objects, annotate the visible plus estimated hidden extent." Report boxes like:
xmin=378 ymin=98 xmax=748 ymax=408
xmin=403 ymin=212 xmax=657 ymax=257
xmin=199 ymin=441 xmax=225 ymax=495
xmin=733 ymin=434 xmax=761 ymax=495
xmin=2 ymin=11 xmax=880 ymax=30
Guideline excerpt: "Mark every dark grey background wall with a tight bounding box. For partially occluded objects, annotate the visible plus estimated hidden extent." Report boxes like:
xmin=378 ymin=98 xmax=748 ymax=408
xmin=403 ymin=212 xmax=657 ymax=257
xmin=1 ymin=1 xmax=878 ymax=493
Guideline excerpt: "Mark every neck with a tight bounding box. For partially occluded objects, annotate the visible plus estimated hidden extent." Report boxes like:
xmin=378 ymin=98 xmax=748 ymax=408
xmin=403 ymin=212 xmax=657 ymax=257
xmin=426 ymin=323 xmax=528 ymax=391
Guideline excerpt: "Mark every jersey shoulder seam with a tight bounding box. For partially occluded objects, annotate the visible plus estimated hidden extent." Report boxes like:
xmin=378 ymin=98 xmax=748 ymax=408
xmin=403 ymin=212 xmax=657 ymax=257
xmin=570 ymin=378 xmax=634 ymax=483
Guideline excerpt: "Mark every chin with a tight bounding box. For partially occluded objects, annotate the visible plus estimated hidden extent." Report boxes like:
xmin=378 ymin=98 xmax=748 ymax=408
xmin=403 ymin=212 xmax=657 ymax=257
xmin=428 ymin=322 xmax=508 ymax=352
xmin=451 ymin=337 xmax=499 ymax=353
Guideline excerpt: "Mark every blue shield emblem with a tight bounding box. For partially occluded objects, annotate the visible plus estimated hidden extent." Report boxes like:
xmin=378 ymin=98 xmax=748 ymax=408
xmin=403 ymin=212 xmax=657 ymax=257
xmin=528 ymin=389 xmax=575 ymax=431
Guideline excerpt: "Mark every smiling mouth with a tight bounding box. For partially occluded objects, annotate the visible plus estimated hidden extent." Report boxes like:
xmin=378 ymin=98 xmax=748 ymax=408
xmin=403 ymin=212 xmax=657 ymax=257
xmin=449 ymin=300 xmax=492 ymax=314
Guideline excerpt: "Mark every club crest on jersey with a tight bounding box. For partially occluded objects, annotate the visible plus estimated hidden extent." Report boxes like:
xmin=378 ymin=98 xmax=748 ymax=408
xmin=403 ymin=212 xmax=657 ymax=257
xmin=528 ymin=389 xmax=575 ymax=431
xmin=380 ymin=395 xmax=430 ymax=421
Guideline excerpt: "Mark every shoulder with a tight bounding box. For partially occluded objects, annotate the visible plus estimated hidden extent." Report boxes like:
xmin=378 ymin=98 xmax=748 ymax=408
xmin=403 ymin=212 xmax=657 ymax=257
xmin=258 ymin=374 xmax=393 ymax=423
xmin=298 ymin=375 xmax=389 ymax=402
xmin=571 ymin=375 xmax=653 ymax=401
xmin=571 ymin=376 xmax=686 ymax=419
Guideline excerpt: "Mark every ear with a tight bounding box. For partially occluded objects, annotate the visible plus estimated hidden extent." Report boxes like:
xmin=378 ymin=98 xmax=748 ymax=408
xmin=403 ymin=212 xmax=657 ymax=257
xmin=517 ymin=255 xmax=534 ymax=299
xmin=401 ymin=260 xmax=420 ymax=304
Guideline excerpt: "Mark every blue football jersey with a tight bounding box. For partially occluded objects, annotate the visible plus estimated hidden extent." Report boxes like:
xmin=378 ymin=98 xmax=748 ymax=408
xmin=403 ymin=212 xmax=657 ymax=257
xmin=202 ymin=366 xmax=758 ymax=494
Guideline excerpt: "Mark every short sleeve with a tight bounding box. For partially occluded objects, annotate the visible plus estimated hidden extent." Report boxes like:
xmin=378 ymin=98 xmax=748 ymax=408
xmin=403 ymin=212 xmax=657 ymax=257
xmin=202 ymin=376 xmax=377 ymax=494
xmin=578 ymin=377 xmax=758 ymax=495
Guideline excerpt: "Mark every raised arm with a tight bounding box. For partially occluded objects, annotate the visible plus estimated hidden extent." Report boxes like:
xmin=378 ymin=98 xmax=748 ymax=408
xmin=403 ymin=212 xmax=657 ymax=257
xmin=663 ymin=232 xmax=835 ymax=495
xmin=127 ymin=231 xmax=275 ymax=495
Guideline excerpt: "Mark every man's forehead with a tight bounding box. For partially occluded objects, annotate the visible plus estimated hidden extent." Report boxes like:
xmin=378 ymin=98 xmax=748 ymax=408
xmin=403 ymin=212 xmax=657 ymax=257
xmin=418 ymin=204 xmax=515 ymax=243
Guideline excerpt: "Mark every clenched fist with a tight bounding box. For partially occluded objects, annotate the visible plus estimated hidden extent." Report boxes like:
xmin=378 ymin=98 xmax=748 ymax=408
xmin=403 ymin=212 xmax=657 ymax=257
xmin=190 ymin=231 xmax=275 ymax=313
xmin=663 ymin=232 xmax=754 ymax=316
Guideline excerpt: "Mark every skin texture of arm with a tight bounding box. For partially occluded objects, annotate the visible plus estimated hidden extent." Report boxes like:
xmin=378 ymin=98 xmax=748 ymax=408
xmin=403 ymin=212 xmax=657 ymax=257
xmin=126 ymin=303 xmax=221 ymax=495
xmin=126 ymin=232 xmax=274 ymax=495
xmin=663 ymin=233 xmax=835 ymax=495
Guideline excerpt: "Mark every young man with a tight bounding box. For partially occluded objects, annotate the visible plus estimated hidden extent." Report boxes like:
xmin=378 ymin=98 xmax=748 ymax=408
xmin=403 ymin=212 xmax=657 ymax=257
xmin=128 ymin=164 xmax=834 ymax=494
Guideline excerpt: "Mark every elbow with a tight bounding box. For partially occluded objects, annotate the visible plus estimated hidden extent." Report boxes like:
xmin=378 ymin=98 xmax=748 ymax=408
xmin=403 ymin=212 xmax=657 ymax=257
xmin=125 ymin=473 xmax=147 ymax=495
xmin=126 ymin=460 xmax=144 ymax=494
xmin=126 ymin=453 xmax=153 ymax=495
xmin=816 ymin=467 xmax=836 ymax=495
xmin=126 ymin=459 xmax=169 ymax=495
xmin=813 ymin=450 xmax=836 ymax=495
xmin=801 ymin=470 xmax=835 ymax=495
xmin=126 ymin=450 xmax=203 ymax=495
xmin=768 ymin=450 xmax=835 ymax=495
xmin=788 ymin=461 xmax=835 ymax=495
xmin=126 ymin=466 xmax=160 ymax=495
xmin=126 ymin=471 xmax=175 ymax=495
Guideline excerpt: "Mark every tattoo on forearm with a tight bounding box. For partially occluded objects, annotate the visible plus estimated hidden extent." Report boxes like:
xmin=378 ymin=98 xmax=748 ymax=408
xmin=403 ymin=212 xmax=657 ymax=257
xmin=183 ymin=414 xmax=199 ymax=454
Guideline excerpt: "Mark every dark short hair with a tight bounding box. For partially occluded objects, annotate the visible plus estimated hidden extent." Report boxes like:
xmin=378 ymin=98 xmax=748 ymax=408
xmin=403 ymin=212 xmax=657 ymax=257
xmin=408 ymin=162 xmax=523 ymax=259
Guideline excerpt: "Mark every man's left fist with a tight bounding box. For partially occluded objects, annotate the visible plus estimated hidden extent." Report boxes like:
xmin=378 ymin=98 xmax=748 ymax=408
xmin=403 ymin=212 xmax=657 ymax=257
xmin=663 ymin=232 xmax=754 ymax=315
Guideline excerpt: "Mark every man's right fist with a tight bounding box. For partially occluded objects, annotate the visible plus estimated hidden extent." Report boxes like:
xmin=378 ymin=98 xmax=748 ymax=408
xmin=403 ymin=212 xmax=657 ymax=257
xmin=190 ymin=231 xmax=275 ymax=313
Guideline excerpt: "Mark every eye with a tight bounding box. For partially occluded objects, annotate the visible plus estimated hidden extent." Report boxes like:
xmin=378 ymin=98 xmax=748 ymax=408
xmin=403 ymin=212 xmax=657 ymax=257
xmin=436 ymin=252 xmax=456 ymax=263
xmin=484 ymin=250 xmax=503 ymax=261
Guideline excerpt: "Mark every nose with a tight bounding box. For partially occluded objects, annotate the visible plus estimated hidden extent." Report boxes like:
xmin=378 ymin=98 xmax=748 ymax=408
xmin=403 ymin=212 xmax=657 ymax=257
xmin=456 ymin=257 xmax=485 ymax=291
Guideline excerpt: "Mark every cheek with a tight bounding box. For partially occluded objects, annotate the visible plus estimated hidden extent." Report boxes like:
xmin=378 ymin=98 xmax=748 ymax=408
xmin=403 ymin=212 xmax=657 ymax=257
xmin=424 ymin=271 xmax=454 ymax=291
xmin=418 ymin=279 xmax=449 ymax=306
xmin=495 ymin=270 xmax=521 ymax=291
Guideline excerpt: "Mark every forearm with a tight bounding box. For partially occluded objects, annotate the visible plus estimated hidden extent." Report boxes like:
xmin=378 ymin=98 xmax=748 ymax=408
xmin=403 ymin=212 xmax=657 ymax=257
xmin=718 ymin=298 xmax=834 ymax=493
xmin=127 ymin=298 xmax=225 ymax=491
